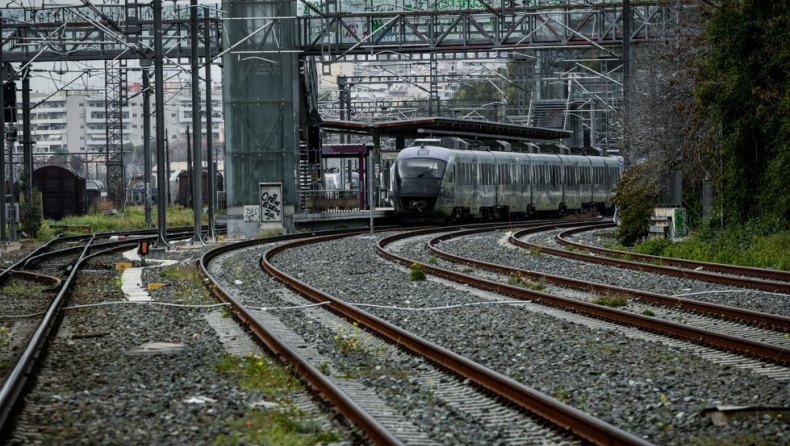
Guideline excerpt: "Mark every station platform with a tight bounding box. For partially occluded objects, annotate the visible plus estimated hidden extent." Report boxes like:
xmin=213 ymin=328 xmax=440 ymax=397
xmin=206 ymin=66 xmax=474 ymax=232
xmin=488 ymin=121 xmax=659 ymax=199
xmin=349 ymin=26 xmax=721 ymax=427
xmin=293 ymin=207 xmax=396 ymax=230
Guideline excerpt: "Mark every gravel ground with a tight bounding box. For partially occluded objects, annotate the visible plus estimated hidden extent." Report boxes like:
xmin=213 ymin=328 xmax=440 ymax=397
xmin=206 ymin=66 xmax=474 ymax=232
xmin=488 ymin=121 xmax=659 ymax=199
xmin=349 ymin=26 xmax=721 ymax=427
xmin=208 ymin=241 xmax=583 ymax=446
xmin=7 ymin=244 xmax=356 ymax=445
xmin=259 ymin=231 xmax=790 ymax=445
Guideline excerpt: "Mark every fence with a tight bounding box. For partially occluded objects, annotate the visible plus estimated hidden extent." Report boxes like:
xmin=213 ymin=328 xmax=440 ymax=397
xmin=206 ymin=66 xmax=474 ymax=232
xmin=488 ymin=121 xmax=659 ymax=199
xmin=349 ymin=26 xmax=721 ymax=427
xmin=299 ymin=190 xmax=360 ymax=213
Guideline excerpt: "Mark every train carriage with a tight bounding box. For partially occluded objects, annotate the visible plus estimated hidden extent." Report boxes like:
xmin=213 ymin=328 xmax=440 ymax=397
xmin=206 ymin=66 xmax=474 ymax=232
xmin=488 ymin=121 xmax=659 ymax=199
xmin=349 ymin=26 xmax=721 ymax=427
xmin=32 ymin=166 xmax=87 ymax=220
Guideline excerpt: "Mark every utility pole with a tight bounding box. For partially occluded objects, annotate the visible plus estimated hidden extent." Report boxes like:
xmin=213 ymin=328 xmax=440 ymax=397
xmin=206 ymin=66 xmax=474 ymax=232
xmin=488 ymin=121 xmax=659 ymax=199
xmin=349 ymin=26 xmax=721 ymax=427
xmin=622 ymin=0 xmax=631 ymax=166
xmin=1 ymin=42 xmax=6 ymax=242
xmin=204 ymin=8 xmax=215 ymax=241
xmin=143 ymin=67 xmax=153 ymax=228
xmin=190 ymin=0 xmax=202 ymax=244
xmin=154 ymin=0 xmax=169 ymax=247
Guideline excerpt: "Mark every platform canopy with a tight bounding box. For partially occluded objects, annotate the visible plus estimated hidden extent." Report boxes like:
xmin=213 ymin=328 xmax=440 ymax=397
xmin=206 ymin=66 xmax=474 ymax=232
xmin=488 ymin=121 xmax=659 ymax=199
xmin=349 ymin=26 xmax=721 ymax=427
xmin=320 ymin=117 xmax=572 ymax=142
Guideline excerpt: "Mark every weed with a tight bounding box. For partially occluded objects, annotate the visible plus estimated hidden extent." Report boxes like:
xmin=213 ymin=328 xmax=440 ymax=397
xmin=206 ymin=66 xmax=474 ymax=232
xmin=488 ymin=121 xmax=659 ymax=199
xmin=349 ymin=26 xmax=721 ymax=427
xmin=215 ymin=352 xmax=303 ymax=397
xmin=642 ymin=308 xmax=655 ymax=316
xmin=564 ymin=244 xmax=576 ymax=252
xmin=592 ymin=294 xmax=629 ymax=307
xmin=675 ymin=297 xmax=685 ymax=323
xmin=552 ymin=385 xmax=570 ymax=403
xmin=529 ymin=245 xmax=542 ymax=256
xmin=222 ymin=305 xmax=234 ymax=319
xmin=216 ymin=405 xmax=340 ymax=445
xmin=333 ymin=223 xmax=349 ymax=230
xmin=0 ymin=326 xmax=11 ymax=349
xmin=584 ymin=339 xmax=621 ymax=353
xmin=318 ymin=359 xmax=331 ymax=375
xmin=409 ymin=262 xmax=427 ymax=281
xmin=427 ymin=256 xmax=438 ymax=264
xmin=507 ymin=271 xmax=545 ymax=291
xmin=333 ymin=321 xmax=369 ymax=354
xmin=158 ymin=263 xmax=214 ymax=305
xmin=462 ymin=267 xmax=474 ymax=274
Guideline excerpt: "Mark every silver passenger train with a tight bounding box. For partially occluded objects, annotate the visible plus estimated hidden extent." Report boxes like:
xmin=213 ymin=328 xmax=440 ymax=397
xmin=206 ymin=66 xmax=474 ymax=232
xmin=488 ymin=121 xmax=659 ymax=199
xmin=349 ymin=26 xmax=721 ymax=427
xmin=392 ymin=144 xmax=622 ymax=223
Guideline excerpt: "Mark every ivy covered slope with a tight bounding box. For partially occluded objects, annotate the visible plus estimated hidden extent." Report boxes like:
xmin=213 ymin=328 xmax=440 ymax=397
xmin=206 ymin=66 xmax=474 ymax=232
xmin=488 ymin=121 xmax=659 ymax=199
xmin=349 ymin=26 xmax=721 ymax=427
xmin=695 ymin=0 xmax=790 ymax=225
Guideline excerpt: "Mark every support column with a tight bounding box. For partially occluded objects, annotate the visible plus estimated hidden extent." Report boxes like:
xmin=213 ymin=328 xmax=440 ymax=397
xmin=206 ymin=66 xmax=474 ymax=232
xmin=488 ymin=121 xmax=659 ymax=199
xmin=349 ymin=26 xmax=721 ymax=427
xmin=190 ymin=0 xmax=203 ymax=243
xmin=154 ymin=0 xmax=169 ymax=246
xmin=23 ymin=68 xmax=31 ymax=201
xmin=204 ymin=9 xmax=215 ymax=241
xmin=1 ymin=47 xmax=6 ymax=242
xmin=143 ymin=68 xmax=153 ymax=227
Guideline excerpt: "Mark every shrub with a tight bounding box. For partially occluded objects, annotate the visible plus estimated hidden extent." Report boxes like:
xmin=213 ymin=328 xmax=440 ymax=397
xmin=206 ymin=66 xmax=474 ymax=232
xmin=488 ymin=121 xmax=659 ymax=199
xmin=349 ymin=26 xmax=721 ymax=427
xmin=613 ymin=164 xmax=660 ymax=247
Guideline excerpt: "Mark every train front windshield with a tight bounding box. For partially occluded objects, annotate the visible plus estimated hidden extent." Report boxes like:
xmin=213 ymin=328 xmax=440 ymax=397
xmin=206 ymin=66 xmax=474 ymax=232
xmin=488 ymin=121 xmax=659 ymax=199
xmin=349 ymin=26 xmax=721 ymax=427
xmin=397 ymin=158 xmax=447 ymax=179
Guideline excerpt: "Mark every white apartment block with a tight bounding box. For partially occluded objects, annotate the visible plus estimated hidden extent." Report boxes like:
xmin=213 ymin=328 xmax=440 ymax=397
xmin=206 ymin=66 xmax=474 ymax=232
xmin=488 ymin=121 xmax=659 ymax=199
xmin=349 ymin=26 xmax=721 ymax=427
xmin=11 ymin=81 xmax=224 ymax=155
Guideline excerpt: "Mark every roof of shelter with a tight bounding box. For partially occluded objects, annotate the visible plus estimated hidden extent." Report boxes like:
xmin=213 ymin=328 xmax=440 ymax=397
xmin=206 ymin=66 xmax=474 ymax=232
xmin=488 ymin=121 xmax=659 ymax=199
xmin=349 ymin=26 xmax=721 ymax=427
xmin=320 ymin=117 xmax=571 ymax=142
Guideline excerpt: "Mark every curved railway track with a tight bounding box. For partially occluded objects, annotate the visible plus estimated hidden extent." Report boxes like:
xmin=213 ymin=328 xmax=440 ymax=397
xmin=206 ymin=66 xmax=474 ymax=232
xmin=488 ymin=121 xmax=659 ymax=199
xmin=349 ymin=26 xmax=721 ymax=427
xmin=202 ymin=222 xmax=650 ymax=446
xmin=526 ymin=223 xmax=790 ymax=294
xmin=378 ymin=223 xmax=790 ymax=365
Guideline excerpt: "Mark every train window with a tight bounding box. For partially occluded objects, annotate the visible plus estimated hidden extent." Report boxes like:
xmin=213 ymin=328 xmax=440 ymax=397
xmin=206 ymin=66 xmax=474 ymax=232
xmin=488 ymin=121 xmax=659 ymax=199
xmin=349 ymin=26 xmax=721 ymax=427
xmin=397 ymin=158 xmax=447 ymax=179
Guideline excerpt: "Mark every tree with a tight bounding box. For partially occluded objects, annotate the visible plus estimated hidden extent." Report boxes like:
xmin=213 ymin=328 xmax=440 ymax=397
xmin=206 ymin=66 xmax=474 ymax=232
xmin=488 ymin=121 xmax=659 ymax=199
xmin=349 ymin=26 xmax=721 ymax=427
xmin=620 ymin=3 xmax=714 ymax=224
xmin=695 ymin=0 xmax=790 ymax=226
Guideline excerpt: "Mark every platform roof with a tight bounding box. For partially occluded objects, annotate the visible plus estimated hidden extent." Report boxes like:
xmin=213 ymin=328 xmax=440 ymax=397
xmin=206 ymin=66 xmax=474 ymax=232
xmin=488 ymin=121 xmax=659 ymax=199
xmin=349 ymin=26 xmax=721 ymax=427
xmin=320 ymin=117 xmax=571 ymax=142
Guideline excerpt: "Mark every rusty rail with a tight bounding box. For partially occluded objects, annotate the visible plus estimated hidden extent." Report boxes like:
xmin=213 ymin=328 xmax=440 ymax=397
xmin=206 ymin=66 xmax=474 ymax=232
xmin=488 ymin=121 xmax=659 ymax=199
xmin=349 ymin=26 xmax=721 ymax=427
xmin=557 ymin=224 xmax=790 ymax=282
xmin=539 ymin=224 xmax=790 ymax=294
xmin=200 ymin=228 xmax=406 ymax=446
xmin=380 ymin=224 xmax=790 ymax=365
xmin=249 ymin=226 xmax=651 ymax=446
xmin=428 ymin=226 xmax=790 ymax=331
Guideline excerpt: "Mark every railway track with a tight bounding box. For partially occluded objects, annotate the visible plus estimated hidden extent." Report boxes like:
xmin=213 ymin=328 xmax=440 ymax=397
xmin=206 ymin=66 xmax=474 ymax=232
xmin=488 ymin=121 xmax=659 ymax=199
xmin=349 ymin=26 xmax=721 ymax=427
xmin=0 ymin=226 xmax=224 ymax=440
xmin=527 ymin=223 xmax=790 ymax=294
xmin=421 ymin=224 xmax=790 ymax=354
xmin=5 ymin=220 xmax=790 ymax=444
xmin=202 ymin=222 xmax=647 ymax=445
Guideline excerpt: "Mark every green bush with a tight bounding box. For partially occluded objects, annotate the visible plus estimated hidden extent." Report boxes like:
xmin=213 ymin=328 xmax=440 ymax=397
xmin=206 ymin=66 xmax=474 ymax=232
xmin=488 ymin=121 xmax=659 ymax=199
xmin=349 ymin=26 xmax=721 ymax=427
xmin=612 ymin=164 xmax=660 ymax=247
xmin=634 ymin=238 xmax=673 ymax=257
xmin=20 ymin=189 xmax=44 ymax=238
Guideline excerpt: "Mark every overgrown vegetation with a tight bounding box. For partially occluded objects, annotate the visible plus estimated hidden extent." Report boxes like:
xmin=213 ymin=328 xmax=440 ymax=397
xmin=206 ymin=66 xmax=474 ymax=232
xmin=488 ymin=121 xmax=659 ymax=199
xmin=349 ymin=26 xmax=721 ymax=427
xmin=38 ymin=205 xmax=204 ymax=239
xmin=696 ymin=1 xmax=790 ymax=226
xmin=215 ymin=353 xmax=340 ymax=445
xmin=632 ymin=220 xmax=790 ymax=270
xmin=592 ymin=294 xmax=629 ymax=308
xmin=158 ymin=263 xmax=213 ymax=304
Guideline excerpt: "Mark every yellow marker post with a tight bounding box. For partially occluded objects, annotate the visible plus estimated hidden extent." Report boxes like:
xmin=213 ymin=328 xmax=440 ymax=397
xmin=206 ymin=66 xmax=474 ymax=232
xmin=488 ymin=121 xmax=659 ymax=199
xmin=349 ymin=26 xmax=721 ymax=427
xmin=147 ymin=283 xmax=167 ymax=291
xmin=116 ymin=263 xmax=132 ymax=271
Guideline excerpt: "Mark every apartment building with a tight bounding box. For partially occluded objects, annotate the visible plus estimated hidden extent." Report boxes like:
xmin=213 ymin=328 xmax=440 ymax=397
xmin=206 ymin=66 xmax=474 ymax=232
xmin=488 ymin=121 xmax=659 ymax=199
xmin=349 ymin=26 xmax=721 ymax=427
xmin=11 ymin=82 xmax=223 ymax=155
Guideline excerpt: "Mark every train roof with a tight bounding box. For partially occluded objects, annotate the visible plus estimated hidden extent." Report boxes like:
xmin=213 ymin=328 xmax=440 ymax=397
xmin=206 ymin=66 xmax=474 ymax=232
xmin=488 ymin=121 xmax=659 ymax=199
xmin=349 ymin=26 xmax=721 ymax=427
xmin=322 ymin=117 xmax=571 ymax=142
xmin=398 ymin=145 xmax=623 ymax=166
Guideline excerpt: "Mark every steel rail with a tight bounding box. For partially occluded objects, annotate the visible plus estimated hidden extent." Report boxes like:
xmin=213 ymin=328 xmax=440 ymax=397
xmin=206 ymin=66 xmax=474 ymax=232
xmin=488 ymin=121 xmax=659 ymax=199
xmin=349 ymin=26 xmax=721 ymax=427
xmin=556 ymin=224 xmax=790 ymax=282
xmin=253 ymin=230 xmax=651 ymax=446
xmin=0 ymin=234 xmax=64 ymax=285
xmin=428 ymin=225 xmax=790 ymax=331
xmin=200 ymin=227 xmax=407 ymax=446
xmin=513 ymin=224 xmax=790 ymax=294
xmin=0 ymin=225 xmax=227 ymax=436
xmin=5 ymin=270 xmax=62 ymax=289
xmin=377 ymin=225 xmax=790 ymax=365
xmin=22 ymin=226 xmax=218 ymax=268
xmin=0 ymin=235 xmax=97 ymax=436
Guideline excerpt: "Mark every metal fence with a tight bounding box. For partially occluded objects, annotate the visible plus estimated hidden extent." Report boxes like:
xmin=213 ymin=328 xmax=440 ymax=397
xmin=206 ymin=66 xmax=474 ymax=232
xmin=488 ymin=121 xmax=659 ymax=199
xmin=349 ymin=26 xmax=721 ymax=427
xmin=298 ymin=190 xmax=360 ymax=213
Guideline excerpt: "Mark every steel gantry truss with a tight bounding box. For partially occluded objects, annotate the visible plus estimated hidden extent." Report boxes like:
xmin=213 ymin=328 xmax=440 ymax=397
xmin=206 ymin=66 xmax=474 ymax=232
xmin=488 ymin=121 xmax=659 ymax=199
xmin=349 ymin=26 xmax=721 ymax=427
xmin=299 ymin=1 xmax=678 ymax=59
